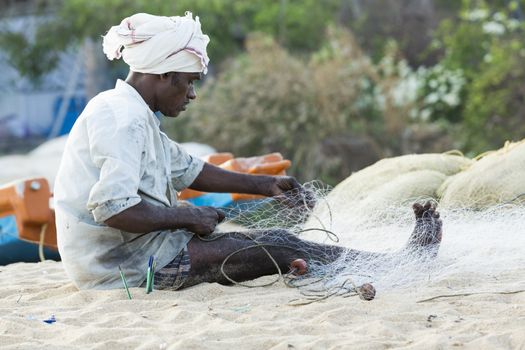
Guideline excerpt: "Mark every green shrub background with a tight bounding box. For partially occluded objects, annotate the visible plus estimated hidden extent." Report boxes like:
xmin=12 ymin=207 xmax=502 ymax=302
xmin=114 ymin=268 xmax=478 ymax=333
xmin=2 ymin=0 xmax=525 ymax=184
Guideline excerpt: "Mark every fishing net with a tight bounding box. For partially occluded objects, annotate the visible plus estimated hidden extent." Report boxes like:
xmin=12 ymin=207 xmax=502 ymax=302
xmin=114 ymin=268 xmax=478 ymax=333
xmin=439 ymin=140 xmax=525 ymax=208
xmin=302 ymin=153 xmax=472 ymax=232
xmin=215 ymin=182 xmax=440 ymax=302
xmin=214 ymin=147 xmax=525 ymax=304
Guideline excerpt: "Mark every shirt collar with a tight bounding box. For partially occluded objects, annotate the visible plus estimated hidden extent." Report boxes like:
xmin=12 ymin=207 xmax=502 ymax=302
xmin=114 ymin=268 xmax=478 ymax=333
xmin=115 ymin=79 xmax=160 ymax=126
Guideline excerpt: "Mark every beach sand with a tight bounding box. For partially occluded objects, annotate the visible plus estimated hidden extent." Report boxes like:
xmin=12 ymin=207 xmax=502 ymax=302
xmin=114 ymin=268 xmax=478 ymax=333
xmin=1 ymin=142 xmax=524 ymax=349
xmin=0 ymin=259 xmax=523 ymax=349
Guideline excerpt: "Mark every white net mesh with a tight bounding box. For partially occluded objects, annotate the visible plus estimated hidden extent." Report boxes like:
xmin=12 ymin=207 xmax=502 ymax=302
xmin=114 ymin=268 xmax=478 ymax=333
xmin=214 ymin=182 xmax=440 ymax=301
xmin=213 ymin=145 xmax=525 ymax=303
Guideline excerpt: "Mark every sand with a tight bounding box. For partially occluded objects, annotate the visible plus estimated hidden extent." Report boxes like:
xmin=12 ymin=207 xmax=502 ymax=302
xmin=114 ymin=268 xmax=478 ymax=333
xmin=1 ymin=139 xmax=524 ymax=349
xmin=2 ymin=206 xmax=525 ymax=349
xmin=0 ymin=258 xmax=523 ymax=349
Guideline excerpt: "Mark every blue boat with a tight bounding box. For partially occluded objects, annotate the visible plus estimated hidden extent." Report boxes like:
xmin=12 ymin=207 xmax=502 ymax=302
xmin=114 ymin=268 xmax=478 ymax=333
xmin=0 ymin=215 xmax=60 ymax=265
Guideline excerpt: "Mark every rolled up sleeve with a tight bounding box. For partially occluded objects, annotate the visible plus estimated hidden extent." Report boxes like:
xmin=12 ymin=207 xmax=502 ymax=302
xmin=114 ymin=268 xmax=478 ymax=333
xmin=169 ymin=140 xmax=205 ymax=191
xmin=86 ymin=110 xmax=146 ymax=223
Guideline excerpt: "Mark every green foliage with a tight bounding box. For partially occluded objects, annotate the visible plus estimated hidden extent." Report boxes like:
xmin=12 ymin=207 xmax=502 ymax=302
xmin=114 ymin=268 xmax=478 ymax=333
xmin=415 ymin=64 xmax=466 ymax=124
xmin=431 ymin=0 xmax=525 ymax=153
xmin=343 ymin=0 xmax=462 ymax=66
xmin=463 ymin=41 xmax=525 ymax=151
xmin=435 ymin=18 xmax=488 ymax=77
xmin=3 ymin=0 xmax=524 ymax=169
xmin=167 ymin=33 xmax=319 ymax=181
xmin=164 ymin=29 xmax=422 ymax=184
xmin=0 ymin=31 xmax=59 ymax=79
xmin=0 ymin=0 xmax=339 ymax=79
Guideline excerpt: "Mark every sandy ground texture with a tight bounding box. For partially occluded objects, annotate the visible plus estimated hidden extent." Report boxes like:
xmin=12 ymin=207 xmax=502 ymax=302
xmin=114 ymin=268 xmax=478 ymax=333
xmin=1 ymin=140 xmax=524 ymax=349
xmin=0 ymin=260 xmax=524 ymax=350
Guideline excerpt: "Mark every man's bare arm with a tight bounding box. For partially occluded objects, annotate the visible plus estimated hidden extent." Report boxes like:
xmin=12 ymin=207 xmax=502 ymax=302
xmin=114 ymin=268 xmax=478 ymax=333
xmin=105 ymin=164 xmax=306 ymax=235
xmin=104 ymin=200 xmax=224 ymax=235
xmin=189 ymin=162 xmax=299 ymax=196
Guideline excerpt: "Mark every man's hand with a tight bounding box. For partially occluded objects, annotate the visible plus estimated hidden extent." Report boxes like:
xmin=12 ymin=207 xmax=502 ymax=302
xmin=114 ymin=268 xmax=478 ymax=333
xmin=188 ymin=163 xmax=316 ymax=209
xmin=260 ymin=175 xmax=301 ymax=197
xmin=104 ymin=200 xmax=225 ymax=235
xmin=260 ymin=176 xmax=316 ymax=210
xmin=179 ymin=206 xmax=226 ymax=236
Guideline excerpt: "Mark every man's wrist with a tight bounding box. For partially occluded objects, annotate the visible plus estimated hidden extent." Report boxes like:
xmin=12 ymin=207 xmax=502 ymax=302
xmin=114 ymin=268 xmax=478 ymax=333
xmin=166 ymin=206 xmax=194 ymax=228
xmin=254 ymin=175 xmax=276 ymax=197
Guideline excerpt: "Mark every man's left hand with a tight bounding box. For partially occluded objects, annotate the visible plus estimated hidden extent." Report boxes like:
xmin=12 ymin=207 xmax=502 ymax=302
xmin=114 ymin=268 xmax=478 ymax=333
xmin=260 ymin=176 xmax=316 ymax=210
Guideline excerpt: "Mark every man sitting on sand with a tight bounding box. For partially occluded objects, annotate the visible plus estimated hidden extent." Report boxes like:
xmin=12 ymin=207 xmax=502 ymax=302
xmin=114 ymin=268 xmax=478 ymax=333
xmin=54 ymin=12 xmax=442 ymax=291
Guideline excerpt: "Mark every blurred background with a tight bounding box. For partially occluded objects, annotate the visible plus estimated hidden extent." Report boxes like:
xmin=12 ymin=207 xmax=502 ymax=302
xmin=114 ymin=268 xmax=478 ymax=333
xmin=0 ymin=0 xmax=524 ymax=185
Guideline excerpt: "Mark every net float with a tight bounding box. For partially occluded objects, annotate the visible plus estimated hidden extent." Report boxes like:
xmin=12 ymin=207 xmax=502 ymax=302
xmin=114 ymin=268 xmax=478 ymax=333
xmin=358 ymin=283 xmax=376 ymax=301
xmin=289 ymin=258 xmax=307 ymax=276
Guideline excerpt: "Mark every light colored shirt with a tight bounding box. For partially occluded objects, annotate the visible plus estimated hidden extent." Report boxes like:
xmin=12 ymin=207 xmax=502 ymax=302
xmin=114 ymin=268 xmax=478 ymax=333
xmin=54 ymin=80 xmax=204 ymax=289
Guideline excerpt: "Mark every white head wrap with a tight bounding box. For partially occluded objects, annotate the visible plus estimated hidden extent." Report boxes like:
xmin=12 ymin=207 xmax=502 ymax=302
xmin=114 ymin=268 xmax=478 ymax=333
xmin=102 ymin=12 xmax=210 ymax=74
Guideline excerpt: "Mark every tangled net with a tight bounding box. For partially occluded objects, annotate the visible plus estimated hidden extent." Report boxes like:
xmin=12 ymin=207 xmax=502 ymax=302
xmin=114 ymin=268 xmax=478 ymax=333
xmin=210 ymin=181 xmax=414 ymax=303
xmin=212 ymin=179 xmax=525 ymax=305
xmin=208 ymin=143 xmax=525 ymax=303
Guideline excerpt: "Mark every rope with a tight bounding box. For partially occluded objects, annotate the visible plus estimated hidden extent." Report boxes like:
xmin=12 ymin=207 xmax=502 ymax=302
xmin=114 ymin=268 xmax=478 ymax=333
xmin=288 ymin=279 xmax=359 ymax=306
xmin=416 ymin=289 xmax=525 ymax=303
xmin=298 ymin=228 xmax=340 ymax=243
xmin=197 ymin=224 xmax=342 ymax=289
xmin=442 ymin=149 xmax=465 ymax=157
xmin=197 ymin=182 xmax=358 ymax=301
xmin=220 ymin=244 xmax=283 ymax=288
xmin=198 ymin=231 xmax=305 ymax=288
xmin=38 ymin=223 xmax=48 ymax=262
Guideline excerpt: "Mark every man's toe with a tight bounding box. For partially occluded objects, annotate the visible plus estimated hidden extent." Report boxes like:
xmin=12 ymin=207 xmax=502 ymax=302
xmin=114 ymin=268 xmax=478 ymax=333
xmin=413 ymin=203 xmax=424 ymax=218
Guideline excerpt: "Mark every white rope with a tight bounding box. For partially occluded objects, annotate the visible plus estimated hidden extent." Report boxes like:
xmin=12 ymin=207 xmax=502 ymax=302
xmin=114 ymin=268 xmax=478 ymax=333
xmin=38 ymin=223 xmax=48 ymax=262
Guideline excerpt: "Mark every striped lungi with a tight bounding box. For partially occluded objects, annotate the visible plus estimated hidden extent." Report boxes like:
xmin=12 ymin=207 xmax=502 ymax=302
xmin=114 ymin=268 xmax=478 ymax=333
xmin=153 ymin=247 xmax=191 ymax=290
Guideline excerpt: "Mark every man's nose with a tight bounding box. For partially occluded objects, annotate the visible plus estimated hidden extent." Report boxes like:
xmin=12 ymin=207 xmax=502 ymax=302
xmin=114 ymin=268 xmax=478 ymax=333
xmin=187 ymin=86 xmax=196 ymax=100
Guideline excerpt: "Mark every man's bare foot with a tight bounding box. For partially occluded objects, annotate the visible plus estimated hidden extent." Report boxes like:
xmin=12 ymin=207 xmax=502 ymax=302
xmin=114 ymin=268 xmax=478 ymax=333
xmin=405 ymin=201 xmax=442 ymax=257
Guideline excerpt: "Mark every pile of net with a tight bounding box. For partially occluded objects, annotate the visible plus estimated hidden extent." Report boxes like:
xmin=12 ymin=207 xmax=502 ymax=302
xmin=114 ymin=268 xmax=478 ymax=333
xmin=439 ymin=140 xmax=525 ymax=208
xmin=218 ymin=140 xmax=525 ymax=303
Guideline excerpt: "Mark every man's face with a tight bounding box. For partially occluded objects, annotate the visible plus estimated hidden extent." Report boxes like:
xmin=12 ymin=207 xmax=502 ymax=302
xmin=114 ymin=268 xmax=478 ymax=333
xmin=156 ymin=72 xmax=201 ymax=117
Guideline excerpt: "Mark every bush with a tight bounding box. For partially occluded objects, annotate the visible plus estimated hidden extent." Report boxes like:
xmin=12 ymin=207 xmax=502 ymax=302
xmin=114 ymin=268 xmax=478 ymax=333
xmin=166 ymin=33 xmax=325 ymax=182
xmin=165 ymin=28 xmax=454 ymax=184
xmin=432 ymin=1 xmax=525 ymax=153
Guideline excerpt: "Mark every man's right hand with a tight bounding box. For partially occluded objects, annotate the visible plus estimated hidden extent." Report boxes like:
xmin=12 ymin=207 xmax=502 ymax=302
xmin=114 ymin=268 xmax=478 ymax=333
xmin=179 ymin=206 xmax=226 ymax=236
xmin=104 ymin=200 xmax=226 ymax=235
